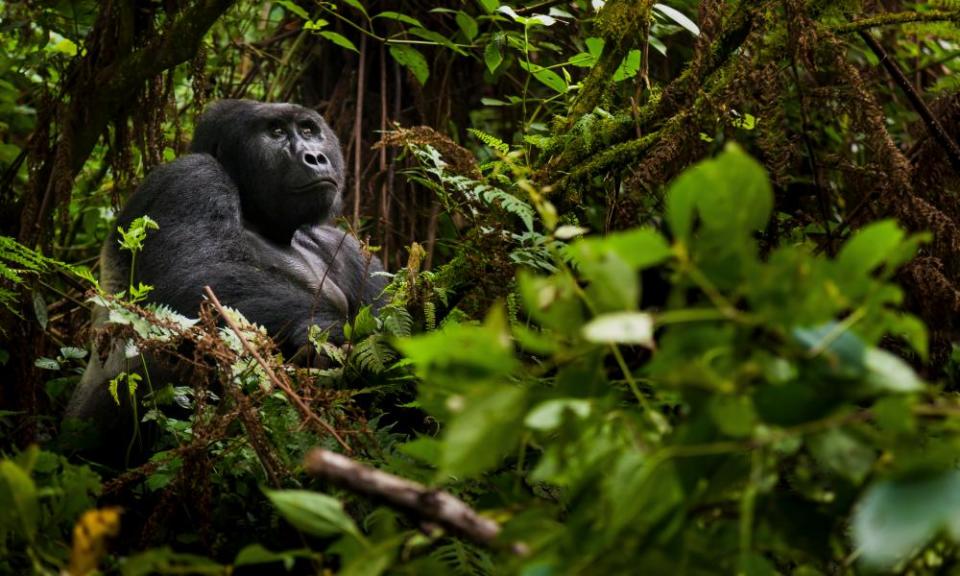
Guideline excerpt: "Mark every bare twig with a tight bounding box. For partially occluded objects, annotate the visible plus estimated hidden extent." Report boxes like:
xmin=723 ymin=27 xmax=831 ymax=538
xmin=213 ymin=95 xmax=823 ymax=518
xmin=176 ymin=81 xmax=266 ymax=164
xmin=304 ymin=448 xmax=529 ymax=554
xmin=202 ymin=286 xmax=352 ymax=453
xmin=353 ymin=34 xmax=367 ymax=229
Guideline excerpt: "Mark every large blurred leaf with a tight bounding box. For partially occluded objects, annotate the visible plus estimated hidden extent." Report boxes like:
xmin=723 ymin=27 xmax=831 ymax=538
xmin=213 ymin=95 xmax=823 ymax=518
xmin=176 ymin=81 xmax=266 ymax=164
xmin=440 ymin=386 xmax=527 ymax=478
xmin=835 ymin=220 xmax=905 ymax=281
xmin=582 ymin=312 xmax=654 ymax=347
xmin=567 ymin=227 xmax=672 ymax=271
xmin=397 ymin=310 xmax=516 ymax=393
xmin=0 ymin=459 xmax=38 ymax=542
xmin=853 ymin=471 xmax=960 ymax=569
xmin=809 ymin=429 xmax=874 ymax=484
xmin=265 ymin=489 xmax=361 ymax=540
xmin=666 ymin=144 xmax=772 ymax=241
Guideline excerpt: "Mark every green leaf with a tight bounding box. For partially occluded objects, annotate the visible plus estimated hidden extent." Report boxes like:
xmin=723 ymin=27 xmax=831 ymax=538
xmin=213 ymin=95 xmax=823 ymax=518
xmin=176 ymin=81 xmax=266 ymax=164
xmin=519 ymin=60 xmax=567 ymax=93
xmin=276 ymin=0 xmax=310 ymax=20
xmin=809 ymin=429 xmax=875 ymax=484
xmin=373 ymin=11 xmax=423 ymax=27
xmin=0 ymin=460 xmax=39 ymax=542
xmin=477 ymin=0 xmax=499 ymax=14
xmin=320 ymin=31 xmax=359 ymax=53
xmin=731 ymin=112 xmax=757 ymax=130
xmin=793 ymin=323 xmax=866 ymax=376
xmin=518 ymin=271 xmax=586 ymax=335
xmin=50 ymin=38 xmax=78 ymax=56
xmin=484 ymin=41 xmax=504 ymax=73
xmin=863 ymin=348 xmax=924 ymax=393
xmin=525 ymin=399 xmax=591 ymax=431
xmin=554 ymin=225 xmax=588 ymax=240
xmin=612 ymin=49 xmax=642 ymax=82
xmin=441 ymin=386 xmax=526 ymax=477
xmin=265 ymin=489 xmax=362 ymax=540
xmin=708 ymin=395 xmax=756 ymax=438
xmin=60 ymin=346 xmax=87 ymax=359
xmin=396 ymin=310 xmax=516 ymax=393
xmin=665 ymin=144 xmax=772 ymax=240
xmin=582 ymin=312 xmax=654 ymax=347
xmin=568 ymin=52 xmax=597 ymax=67
xmin=567 ymin=228 xmax=672 ymax=271
xmin=853 ymin=471 xmax=960 ymax=569
xmin=835 ymin=220 xmax=906 ymax=280
xmin=32 ymin=292 xmax=47 ymax=329
xmin=234 ymin=545 xmax=313 ymax=569
xmin=339 ymin=0 xmax=368 ymax=17
xmin=455 ymin=11 xmax=479 ymax=41
xmin=653 ymin=3 xmax=700 ymax=36
xmin=873 ymin=395 xmax=916 ymax=435
xmin=34 ymin=357 xmax=60 ymax=370
xmin=585 ymin=36 xmax=605 ymax=58
xmin=389 ymin=44 xmax=430 ymax=85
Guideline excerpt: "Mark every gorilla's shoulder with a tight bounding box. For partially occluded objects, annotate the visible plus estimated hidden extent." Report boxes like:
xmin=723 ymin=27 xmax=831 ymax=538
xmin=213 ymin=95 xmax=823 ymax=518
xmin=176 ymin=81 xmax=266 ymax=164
xmin=121 ymin=153 xmax=239 ymax=226
xmin=143 ymin=153 xmax=232 ymax=189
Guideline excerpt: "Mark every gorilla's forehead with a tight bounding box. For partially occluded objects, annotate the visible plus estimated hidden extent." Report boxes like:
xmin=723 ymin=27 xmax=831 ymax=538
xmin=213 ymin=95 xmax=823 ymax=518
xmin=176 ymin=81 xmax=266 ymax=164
xmin=190 ymin=100 xmax=337 ymax=156
xmin=252 ymin=102 xmax=325 ymax=123
xmin=203 ymin=99 xmax=328 ymax=127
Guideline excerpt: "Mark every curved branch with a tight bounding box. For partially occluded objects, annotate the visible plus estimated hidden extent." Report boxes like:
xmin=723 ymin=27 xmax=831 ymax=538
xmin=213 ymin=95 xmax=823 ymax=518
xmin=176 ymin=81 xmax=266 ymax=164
xmin=304 ymin=448 xmax=528 ymax=555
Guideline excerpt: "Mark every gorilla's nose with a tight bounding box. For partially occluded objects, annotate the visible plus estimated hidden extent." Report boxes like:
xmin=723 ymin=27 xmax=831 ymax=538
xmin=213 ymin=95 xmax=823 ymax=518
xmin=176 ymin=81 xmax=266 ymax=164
xmin=301 ymin=151 xmax=328 ymax=169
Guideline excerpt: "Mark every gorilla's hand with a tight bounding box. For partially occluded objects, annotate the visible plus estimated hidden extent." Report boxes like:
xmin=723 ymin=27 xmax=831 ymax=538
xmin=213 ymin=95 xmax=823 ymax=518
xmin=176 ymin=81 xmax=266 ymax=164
xmin=291 ymin=226 xmax=350 ymax=315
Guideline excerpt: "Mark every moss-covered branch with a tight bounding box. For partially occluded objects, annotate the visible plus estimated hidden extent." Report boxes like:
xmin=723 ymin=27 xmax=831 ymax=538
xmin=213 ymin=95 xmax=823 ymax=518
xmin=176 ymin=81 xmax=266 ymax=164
xmin=568 ymin=0 xmax=653 ymax=121
xmin=20 ymin=0 xmax=236 ymax=246
xmin=540 ymin=2 xmax=755 ymax=187
xmin=833 ymin=10 xmax=960 ymax=34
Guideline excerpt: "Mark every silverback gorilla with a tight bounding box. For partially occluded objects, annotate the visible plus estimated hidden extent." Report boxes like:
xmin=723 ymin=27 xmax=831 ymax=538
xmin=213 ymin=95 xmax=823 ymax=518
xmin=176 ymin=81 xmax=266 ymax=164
xmin=63 ymin=100 xmax=387 ymax=454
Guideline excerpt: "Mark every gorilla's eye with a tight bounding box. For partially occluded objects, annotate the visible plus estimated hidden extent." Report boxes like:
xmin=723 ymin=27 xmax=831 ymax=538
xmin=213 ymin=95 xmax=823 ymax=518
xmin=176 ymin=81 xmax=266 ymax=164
xmin=300 ymin=122 xmax=319 ymax=137
xmin=271 ymin=126 xmax=285 ymax=138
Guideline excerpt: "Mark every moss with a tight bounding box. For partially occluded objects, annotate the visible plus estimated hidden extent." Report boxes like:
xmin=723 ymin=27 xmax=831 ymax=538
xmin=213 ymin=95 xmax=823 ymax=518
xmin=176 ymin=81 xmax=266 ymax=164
xmin=832 ymin=9 xmax=960 ymax=34
xmin=568 ymin=0 xmax=653 ymax=121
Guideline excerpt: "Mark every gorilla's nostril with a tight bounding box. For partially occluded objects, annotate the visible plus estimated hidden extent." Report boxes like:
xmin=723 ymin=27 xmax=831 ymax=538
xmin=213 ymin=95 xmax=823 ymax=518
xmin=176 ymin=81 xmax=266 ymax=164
xmin=302 ymin=152 xmax=328 ymax=167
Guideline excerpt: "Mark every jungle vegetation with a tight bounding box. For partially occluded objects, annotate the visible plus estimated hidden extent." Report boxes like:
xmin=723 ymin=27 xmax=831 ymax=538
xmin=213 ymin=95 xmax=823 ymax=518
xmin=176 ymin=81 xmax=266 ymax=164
xmin=2 ymin=0 xmax=960 ymax=574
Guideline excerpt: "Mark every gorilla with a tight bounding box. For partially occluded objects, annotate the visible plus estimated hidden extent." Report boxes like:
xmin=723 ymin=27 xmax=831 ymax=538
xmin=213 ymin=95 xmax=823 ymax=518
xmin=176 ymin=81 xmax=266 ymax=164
xmin=63 ymin=100 xmax=387 ymax=455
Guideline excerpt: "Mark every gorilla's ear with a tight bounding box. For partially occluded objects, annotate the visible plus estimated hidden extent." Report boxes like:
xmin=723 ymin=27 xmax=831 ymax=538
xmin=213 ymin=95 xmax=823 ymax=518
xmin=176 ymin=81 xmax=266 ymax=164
xmin=190 ymin=100 xmax=255 ymax=158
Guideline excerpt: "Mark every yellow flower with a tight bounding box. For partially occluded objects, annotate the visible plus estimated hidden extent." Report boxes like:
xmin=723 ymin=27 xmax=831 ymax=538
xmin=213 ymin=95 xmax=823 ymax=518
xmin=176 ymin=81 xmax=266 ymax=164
xmin=65 ymin=507 xmax=122 ymax=576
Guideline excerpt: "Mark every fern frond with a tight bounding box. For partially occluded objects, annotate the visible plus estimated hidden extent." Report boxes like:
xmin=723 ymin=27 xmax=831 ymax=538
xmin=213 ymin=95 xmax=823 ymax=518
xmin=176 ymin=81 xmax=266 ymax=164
xmin=482 ymin=189 xmax=535 ymax=232
xmin=430 ymin=540 xmax=495 ymax=576
xmin=352 ymin=335 xmax=397 ymax=374
xmin=468 ymin=128 xmax=510 ymax=154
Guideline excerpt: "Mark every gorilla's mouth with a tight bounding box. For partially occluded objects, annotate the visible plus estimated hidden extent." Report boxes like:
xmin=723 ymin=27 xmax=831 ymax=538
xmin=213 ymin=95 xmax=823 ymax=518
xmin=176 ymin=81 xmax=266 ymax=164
xmin=293 ymin=178 xmax=337 ymax=194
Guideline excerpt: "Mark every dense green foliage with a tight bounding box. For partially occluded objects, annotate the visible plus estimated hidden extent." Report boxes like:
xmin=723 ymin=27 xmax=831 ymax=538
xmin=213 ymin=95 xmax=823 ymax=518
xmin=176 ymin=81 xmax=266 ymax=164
xmin=2 ymin=0 xmax=960 ymax=574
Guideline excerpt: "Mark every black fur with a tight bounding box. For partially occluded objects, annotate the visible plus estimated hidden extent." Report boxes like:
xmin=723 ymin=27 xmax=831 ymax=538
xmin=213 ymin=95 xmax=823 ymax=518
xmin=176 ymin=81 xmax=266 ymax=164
xmin=63 ymin=100 xmax=387 ymax=457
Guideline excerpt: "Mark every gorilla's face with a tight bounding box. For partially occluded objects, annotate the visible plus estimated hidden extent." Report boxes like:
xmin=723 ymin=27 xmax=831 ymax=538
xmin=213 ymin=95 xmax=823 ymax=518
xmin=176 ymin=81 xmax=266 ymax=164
xmin=190 ymin=100 xmax=345 ymax=243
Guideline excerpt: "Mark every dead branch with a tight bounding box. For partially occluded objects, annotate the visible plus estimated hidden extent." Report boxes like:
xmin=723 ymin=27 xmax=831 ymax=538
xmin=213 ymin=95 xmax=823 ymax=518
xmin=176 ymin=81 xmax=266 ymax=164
xmin=304 ymin=447 xmax=528 ymax=555
xmin=202 ymin=286 xmax=352 ymax=453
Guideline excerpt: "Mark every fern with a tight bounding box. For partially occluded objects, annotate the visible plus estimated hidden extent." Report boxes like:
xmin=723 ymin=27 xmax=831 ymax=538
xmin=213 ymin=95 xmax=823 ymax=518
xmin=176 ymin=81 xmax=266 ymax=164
xmin=482 ymin=189 xmax=535 ymax=232
xmin=0 ymin=236 xmax=53 ymax=313
xmin=467 ymin=128 xmax=509 ymax=154
xmin=381 ymin=306 xmax=414 ymax=338
xmin=424 ymin=300 xmax=436 ymax=331
xmin=351 ymin=335 xmax=396 ymax=374
xmin=430 ymin=540 xmax=496 ymax=576
xmin=0 ymin=235 xmax=97 ymax=317
xmin=523 ymin=133 xmax=554 ymax=150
